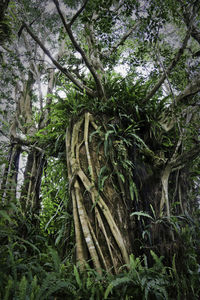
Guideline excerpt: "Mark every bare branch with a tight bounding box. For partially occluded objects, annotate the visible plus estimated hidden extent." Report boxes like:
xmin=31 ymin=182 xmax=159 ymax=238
xmin=110 ymin=22 xmax=139 ymax=54
xmin=170 ymin=144 xmax=200 ymax=170
xmin=85 ymin=22 xmax=104 ymax=73
xmin=22 ymin=22 xmax=95 ymax=98
xmin=182 ymin=2 xmax=200 ymax=45
xmin=190 ymin=25 xmax=200 ymax=45
xmin=175 ymin=76 xmax=200 ymax=104
xmin=69 ymin=0 xmax=89 ymax=27
xmin=53 ymin=0 xmax=106 ymax=99
xmin=143 ymin=30 xmax=191 ymax=103
xmin=183 ymin=14 xmax=200 ymax=45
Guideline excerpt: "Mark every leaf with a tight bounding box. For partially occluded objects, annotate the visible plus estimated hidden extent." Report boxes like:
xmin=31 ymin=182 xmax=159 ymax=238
xmin=150 ymin=204 xmax=156 ymax=219
xmin=104 ymin=130 xmax=114 ymax=156
xmin=89 ymin=126 xmax=102 ymax=141
xmin=30 ymin=276 xmax=39 ymax=300
xmin=3 ymin=278 xmax=13 ymax=300
xmin=117 ymin=172 xmax=125 ymax=183
xmin=15 ymin=237 xmax=41 ymax=254
xmin=74 ymin=265 xmax=82 ymax=288
xmin=18 ymin=275 xmax=27 ymax=300
xmin=98 ymin=166 xmax=109 ymax=191
xmin=129 ymin=179 xmax=138 ymax=201
xmin=130 ymin=211 xmax=154 ymax=220
xmin=0 ymin=210 xmax=12 ymax=223
xmin=104 ymin=277 xmax=132 ymax=299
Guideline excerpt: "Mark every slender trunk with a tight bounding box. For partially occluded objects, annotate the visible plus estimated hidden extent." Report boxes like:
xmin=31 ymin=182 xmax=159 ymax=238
xmin=20 ymin=149 xmax=45 ymax=215
xmin=0 ymin=143 xmax=21 ymax=204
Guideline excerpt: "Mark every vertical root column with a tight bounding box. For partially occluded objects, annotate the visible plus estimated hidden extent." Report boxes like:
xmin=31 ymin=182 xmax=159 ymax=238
xmin=20 ymin=149 xmax=45 ymax=215
xmin=160 ymin=165 xmax=171 ymax=217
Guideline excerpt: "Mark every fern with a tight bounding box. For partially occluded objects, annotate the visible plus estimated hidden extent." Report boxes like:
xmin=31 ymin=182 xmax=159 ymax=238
xmin=7 ymin=244 xmax=17 ymax=285
xmin=150 ymin=250 xmax=165 ymax=272
xmin=48 ymin=247 xmax=61 ymax=273
xmin=36 ymin=273 xmax=57 ymax=299
xmin=43 ymin=280 xmax=76 ymax=299
xmin=3 ymin=277 xmax=13 ymax=300
xmin=74 ymin=265 xmax=82 ymax=288
xmin=104 ymin=277 xmax=132 ymax=299
xmin=0 ymin=210 xmax=12 ymax=223
xmin=144 ymin=278 xmax=168 ymax=300
xmin=129 ymin=179 xmax=139 ymax=202
xmin=30 ymin=275 xmax=40 ymax=300
xmin=18 ymin=276 xmax=27 ymax=300
xmin=129 ymin=253 xmax=142 ymax=272
xmin=15 ymin=237 xmax=41 ymax=255
xmin=35 ymin=272 xmax=76 ymax=299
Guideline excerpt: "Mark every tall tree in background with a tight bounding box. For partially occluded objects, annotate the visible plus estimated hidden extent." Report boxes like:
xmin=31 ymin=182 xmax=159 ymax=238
xmin=0 ymin=0 xmax=200 ymax=276
xmin=0 ymin=0 xmax=10 ymax=44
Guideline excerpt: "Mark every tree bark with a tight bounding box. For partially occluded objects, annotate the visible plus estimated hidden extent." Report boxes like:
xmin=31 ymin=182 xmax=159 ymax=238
xmin=0 ymin=143 xmax=21 ymax=204
xmin=20 ymin=149 xmax=45 ymax=215
xmin=66 ymin=112 xmax=134 ymax=273
xmin=65 ymin=109 xmax=200 ymax=272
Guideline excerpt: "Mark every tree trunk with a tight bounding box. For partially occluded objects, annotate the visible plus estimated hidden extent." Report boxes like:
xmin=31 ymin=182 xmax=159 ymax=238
xmin=65 ymin=111 xmax=193 ymax=273
xmin=0 ymin=143 xmax=21 ymax=204
xmin=0 ymin=0 xmax=10 ymax=44
xmin=20 ymin=149 xmax=45 ymax=216
xmin=66 ymin=112 xmax=136 ymax=273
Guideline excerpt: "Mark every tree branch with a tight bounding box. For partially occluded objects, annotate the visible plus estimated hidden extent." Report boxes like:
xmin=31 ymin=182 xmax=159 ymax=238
xmin=182 ymin=2 xmax=200 ymax=45
xmin=143 ymin=30 xmax=191 ymax=103
xmin=22 ymin=22 xmax=95 ymax=97
xmin=110 ymin=22 xmax=139 ymax=54
xmin=69 ymin=0 xmax=89 ymax=27
xmin=175 ymin=76 xmax=200 ymax=104
xmin=170 ymin=144 xmax=200 ymax=170
xmin=159 ymin=79 xmax=200 ymax=132
xmin=53 ymin=0 xmax=106 ymax=99
xmin=190 ymin=24 xmax=200 ymax=45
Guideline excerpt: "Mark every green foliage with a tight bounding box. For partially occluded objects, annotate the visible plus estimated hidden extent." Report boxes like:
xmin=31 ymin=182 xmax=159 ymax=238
xmin=1 ymin=0 xmax=200 ymax=299
xmin=0 ymin=197 xmax=200 ymax=299
xmin=104 ymin=252 xmax=170 ymax=300
xmin=40 ymin=158 xmax=69 ymax=234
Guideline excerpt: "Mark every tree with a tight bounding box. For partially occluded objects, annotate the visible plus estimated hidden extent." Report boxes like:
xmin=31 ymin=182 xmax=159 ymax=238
xmin=1 ymin=0 xmax=200 ymax=278
xmin=0 ymin=0 xmax=11 ymax=44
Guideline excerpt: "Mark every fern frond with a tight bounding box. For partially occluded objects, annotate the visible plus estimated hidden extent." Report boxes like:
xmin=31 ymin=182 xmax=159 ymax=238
xmin=44 ymin=280 xmax=76 ymax=299
xmin=104 ymin=277 xmax=132 ymax=299
xmin=18 ymin=276 xmax=27 ymax=300
xmin=49 ymin=247 xmax=61 ymax=272
xmin=30 ymin=275 xmax=40 ymax=300
xmin=74 ymin=265 xmax=82 ymax=288
xmin=3 ymin=277 xmax=13 ymax=300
